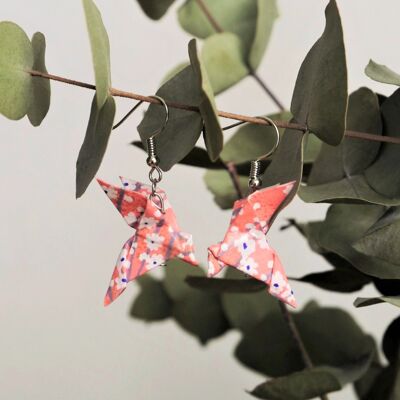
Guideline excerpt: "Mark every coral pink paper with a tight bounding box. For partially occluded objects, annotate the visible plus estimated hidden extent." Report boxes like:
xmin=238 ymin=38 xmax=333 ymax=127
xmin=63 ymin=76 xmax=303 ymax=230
xmin=208 ymin=182 xmax=297 ymax=308
xmin=98 ymin=177 xmax=198 ymax=305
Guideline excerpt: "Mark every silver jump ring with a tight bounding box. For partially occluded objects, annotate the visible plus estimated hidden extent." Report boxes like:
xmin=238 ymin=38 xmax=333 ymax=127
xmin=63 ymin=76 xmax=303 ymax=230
xmin=149 ymin=192 xmax=165 ymax=214
xmin=149 ymin=166 xmax=163 ymax=184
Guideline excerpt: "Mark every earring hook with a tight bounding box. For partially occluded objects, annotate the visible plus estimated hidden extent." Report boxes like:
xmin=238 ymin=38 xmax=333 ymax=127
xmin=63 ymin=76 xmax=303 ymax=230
xmin=248 ymin=116 xmax=280 ymax=191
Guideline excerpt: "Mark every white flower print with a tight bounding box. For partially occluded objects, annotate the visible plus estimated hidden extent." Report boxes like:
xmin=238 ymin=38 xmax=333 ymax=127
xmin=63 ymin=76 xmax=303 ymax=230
xmin=269 ymin=270 xmax=287 ymax=294
xmin=139 ymin=216 xmax=157 ymax=230
xmin=110 ymin=276 xmax=128 ymax=290
xmin=238 ymin=257 xmax=258 ymax=275
xmin=125 ymin=212 xmax=137 ymax=225
xmin=234 ymin=234 xmax=256 ymax=256
xmin=139 ymin=253 xmax=165 ymax=269
xmin=104 ymin=186 xmax=118 ymax=200
xmin=145 ymin=233 xmax=165 ymax=251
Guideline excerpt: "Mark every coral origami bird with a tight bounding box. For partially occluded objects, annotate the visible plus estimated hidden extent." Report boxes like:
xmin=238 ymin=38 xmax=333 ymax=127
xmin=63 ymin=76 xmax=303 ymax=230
xmin=98 ymin=177 xmax=198 ymax=305
xmin=207 ymin=182 xmax=297 ymax=308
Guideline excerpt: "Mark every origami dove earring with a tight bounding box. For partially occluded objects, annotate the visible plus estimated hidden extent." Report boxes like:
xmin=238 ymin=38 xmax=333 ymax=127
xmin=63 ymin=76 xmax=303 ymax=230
xmin=207 ymin=117 xmax=297 ymax=308
xmin=98 ymin=96 xmax=198 ymax=305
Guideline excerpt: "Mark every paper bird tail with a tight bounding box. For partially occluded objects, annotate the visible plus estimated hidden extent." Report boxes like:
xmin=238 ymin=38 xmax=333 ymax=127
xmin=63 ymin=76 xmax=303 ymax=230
xmin=267 ymin=251 xmax=297 ymax=308
xmin=104 ymin=236 xmax=137 ymax=306
xmin=175 ymin=231 xmax=199 ymax=266
xmin=97 ymin=178 xmax=147 ymax=228
xmin=207 ymin=245 xmax=225 ymax=277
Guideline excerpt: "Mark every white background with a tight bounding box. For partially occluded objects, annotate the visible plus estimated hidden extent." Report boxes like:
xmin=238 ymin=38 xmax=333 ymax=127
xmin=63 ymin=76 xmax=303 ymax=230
xmin=1 ymin=1 xmax=399 ymax=399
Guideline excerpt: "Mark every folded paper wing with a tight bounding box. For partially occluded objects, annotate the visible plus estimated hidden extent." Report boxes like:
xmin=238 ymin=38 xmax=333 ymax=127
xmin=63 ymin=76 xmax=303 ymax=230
xmin=98 ymin=177 xmax=198 ymax=305
xmin=207 ymin=182 xmax=297 ymax=308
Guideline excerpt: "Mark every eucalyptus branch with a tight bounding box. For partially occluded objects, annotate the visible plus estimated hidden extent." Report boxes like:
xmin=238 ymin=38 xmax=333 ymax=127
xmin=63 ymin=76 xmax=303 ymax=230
xmin=194 ymin=0 xmax=286 ymax=111
xmin=225 ymin=162 xmax=245 ymax=199
xmin=28 ymin=70 xmax=400 ymax=145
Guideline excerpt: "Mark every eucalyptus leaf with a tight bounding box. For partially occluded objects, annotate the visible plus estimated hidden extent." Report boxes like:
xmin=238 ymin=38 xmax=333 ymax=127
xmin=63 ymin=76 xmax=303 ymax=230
xmin=129 ymin=275 xmax=172 ymax=321
xmin=310 ymin=204 xmax=400 ymax=279
xmin=188 ymin=39 xmax=223 ymax=160
xmin=137 ymin=65 xmax=203 ymax=171
xmin=178 ymin=0 xmax=278 ymax=69
xmin=76 ymin=95 xmax=116 ymax=198
xmin=365 ymin=60 xmax=400 ymax=86
xmin=250 ymin=356 xmax=373 ymax=400
xmin=163 ymin=260 xmax=230 ymax=344
xmin=0 ymin=21 xmax=33 ymax=120
xmin=354 ymin=296 xmax=400 ymax=309
xmin=136 ymin=0 xmax=175 ymax=20
xmin=203 ymin=169 xmax=248 ymax=209
xmin=383 ymin=317 xmax=400 ymax=363
xmin=185 ymin=276 xmax=265 ymax=293
xmin=160 ymin=62 xmax=189 ymax=85
xmin=291 ymin=0 xmax=347 ymax=145
xmin=235 ymin=303 xmax=375 ymax=378
xmin=353 ymin=208 xmax=400 ymax=265
xmin=294 ymin=267 xmax=370 ymax=293
xmin=82 ymin=0 xmax=111 ymax=108
xmin=221 ymin=269 xmax=279 ymax=333
xmin=298 ymin=88 xmax=400 ymax=205
xmin=202 ymin=33 xmax=248 ymax=94
xmin=365 ymin=88 xmax=400 ymax=199
xmin=28 ymin=32 xmax=50 ymax=127
xmin=221 ymin=111 xmax=291 ymax=163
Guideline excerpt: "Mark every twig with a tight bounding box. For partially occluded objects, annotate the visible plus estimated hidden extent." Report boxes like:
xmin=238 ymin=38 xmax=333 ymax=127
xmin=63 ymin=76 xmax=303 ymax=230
xmin=225 ymin=162 xmax=245 ymax=199
xmin=194 ymin=0 xmax=286 ymax=111
xmin=28 ymin=69 xmax=400 ymax=145
xmin=278 ymin=303 xmax=329 ymax=400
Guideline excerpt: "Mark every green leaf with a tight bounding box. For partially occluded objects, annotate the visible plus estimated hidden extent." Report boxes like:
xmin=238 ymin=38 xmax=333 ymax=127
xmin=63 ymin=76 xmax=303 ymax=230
xmin=129 ymin=275 xmax=172 ymax=321
xmin=298 ymin=88 xmax=400 ymax=205
xmin=221 ymin=111 xmax=291 ymax=163
xmin=365 ymin=88 xmax=400 ymax=199
xmin=185 ymin=276 xmax=265 ymax=293
xmin=0 ymin=21 xmax=34 ymax=120
xmin=308 ymin=204 xmax=400 ymax=279
xmin=248 ymin=0 xmax=279 ymax=69
xmin=137 ymin=65 xmax=203 ymax=171
xmin=221 ymin=268 xmax=279 ymax=333
xmin=202 ymin=33 xmax=248 ymax=94
xmin=163 ymin=260 xmax=230 ymax=344
xmin=188 ymin=39 xmax=223 ymax=160
xmin=76 ymin=95 xmax=116 ymax=198
xmin=383 ymin=317 xmax=400 ymax=363
xmin=235 ymin=303 xmax=375 ymax=378
xmin=354 ymin=296 xmax=400 ymax=308
xmin=365 ymin=60 xmax=400 ymax=86
xmin=203 ymin=169 xmax=248 ymax=209
xmin=160 ymin=62 xmax=189 ymax=85
xmin=136 ymin=0 xmax=175 ymax=20
xmin=353 ymin=208 xmax=400 ymax=265
xmin=291 ymin=0 xmax=347 ymax=145
xmin=294 ymin=267 xmax=370 ymax=293
xmin=28 ymin=32 xmax=50 ymax=127
xmin=82 ymin=0 xmax=111 ymax=108
xmin=178 ymin=0 xmax=278 ymax=69
xmin=250 ymin=356 xmax=373 ymax=400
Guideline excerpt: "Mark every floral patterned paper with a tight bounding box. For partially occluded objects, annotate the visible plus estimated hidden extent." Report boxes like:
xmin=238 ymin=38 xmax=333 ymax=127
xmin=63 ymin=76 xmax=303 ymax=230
xmin=208 ymin=182 xmax=297 ymax=308
xmin=98 ymin=177 xmax=198 ymax=306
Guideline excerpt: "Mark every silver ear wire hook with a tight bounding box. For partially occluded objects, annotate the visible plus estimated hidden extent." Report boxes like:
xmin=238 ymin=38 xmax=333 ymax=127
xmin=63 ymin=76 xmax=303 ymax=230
xmin=145 ymin=95 xmax=169 ymax=214
xmin=248 ymin=116 xmax=280 ymax=191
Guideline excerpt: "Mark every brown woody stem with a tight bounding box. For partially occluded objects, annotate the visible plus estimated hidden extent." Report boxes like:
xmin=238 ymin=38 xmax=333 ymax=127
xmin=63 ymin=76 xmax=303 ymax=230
xmin=28 ymin=69 xmax=400 ymax=145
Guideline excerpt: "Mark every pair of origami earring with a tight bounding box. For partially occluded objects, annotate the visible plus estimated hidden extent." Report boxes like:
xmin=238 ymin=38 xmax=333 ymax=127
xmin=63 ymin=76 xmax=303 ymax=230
xmin=98 ymin=96 xmax=297 ymax=308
